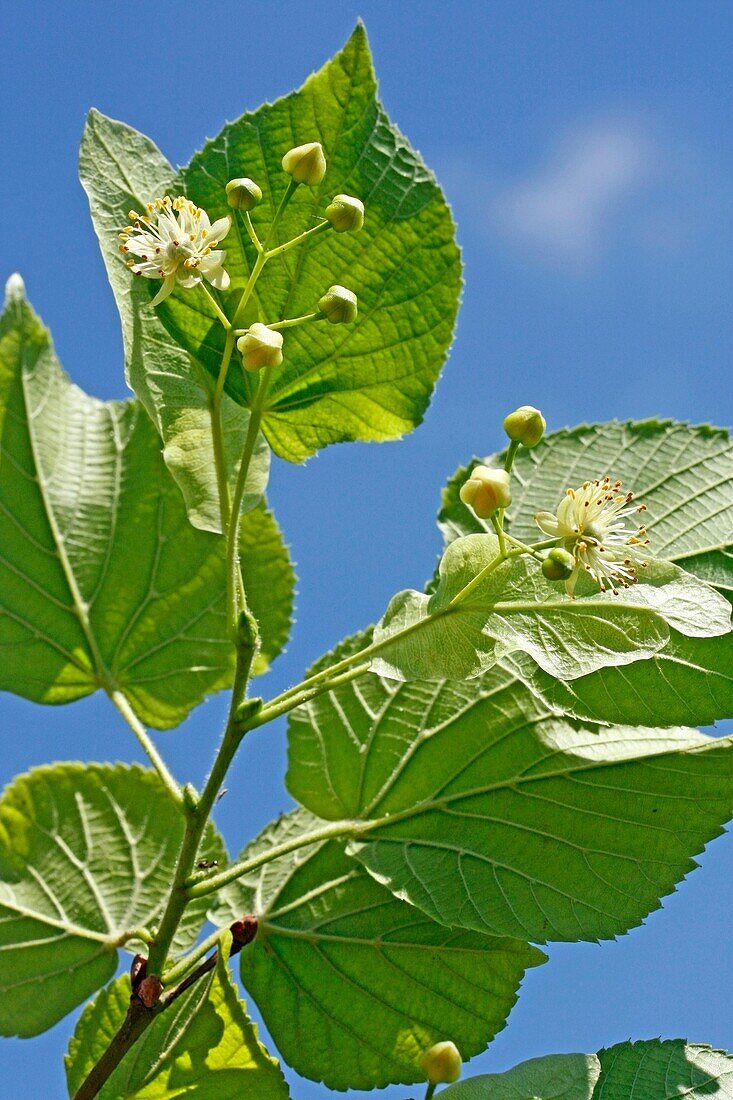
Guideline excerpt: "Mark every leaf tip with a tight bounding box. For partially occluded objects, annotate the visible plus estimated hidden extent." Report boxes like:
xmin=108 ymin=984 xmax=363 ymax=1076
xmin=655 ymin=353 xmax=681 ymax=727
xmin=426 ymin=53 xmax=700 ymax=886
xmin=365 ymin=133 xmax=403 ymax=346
xmin=4 ymin=273 xmax=25 ymax=306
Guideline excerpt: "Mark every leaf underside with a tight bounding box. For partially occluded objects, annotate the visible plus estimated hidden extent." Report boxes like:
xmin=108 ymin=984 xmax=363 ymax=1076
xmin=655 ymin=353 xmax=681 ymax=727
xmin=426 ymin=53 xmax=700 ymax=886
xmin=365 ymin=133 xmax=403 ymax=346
xmin=372 ymin=534 xmax=730 ymax=685
xmin=0 ymin=763 xmax=224 ymax=1037
xmin=0 ymin=279 xmax=294 ymax=726
xmin=211 ymin=809 xmax=544 ymax=1091
xmin=65 ymin=936 xmax=289 ymax=1098
xmin=435 ymin=421 xmax=733 ymax=725
xmin=441 ymin=1039 xmax=733 ymax=1099
xmin=288 ymin=631 xmax=733 ymax=944
xmin=79 ymin=108 xmax=270 ymax=534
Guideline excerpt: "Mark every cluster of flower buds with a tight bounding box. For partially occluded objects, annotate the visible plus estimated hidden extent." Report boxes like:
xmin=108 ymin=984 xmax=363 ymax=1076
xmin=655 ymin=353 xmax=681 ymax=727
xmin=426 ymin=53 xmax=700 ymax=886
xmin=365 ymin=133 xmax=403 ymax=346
xmin=280 ymin=142 xmax=364 ymax=233
xmin=459 ymin=405 xmax=545 ymax=523
xmin=122 ymin=138 xmax=366 ymax=384
xmin=458 ymin=406 xmax=651 ymax=598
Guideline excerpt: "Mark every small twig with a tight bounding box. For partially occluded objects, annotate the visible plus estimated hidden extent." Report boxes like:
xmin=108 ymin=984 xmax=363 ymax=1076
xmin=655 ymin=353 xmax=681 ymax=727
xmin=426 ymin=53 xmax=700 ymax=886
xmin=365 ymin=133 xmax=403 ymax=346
xmin=73 ymin=917 xmax=257 ymax=1100
xmin=72 ymin=996 xmax=154 ymax=1100
xmin=166 ymin=916 xmax=258 ymax=1005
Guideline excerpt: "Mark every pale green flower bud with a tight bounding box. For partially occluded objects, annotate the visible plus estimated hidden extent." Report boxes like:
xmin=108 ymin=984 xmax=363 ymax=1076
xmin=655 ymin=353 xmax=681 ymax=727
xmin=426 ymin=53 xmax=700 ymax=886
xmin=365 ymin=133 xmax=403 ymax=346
xmin=459 ymin=465 xmax=511 ymax=519
xmin=542 ymin=547 xmax=576 ymax=581
xmin=325 ymin=194 xmax=365 ymax=233
xmin=226 ymin=177 xmax=262 ymax=211
xmin=281 ymin=142 xmax=327 ymax=186
xmin=318 ymin=285 xmax=358 ymax=324
xmin=503 ymin=405 xmax=546 ymax=448
xmin=421 ymin=1042 xmax=462 ymax=1086
xmin=237 ymin=323 xmax=283 ymax=372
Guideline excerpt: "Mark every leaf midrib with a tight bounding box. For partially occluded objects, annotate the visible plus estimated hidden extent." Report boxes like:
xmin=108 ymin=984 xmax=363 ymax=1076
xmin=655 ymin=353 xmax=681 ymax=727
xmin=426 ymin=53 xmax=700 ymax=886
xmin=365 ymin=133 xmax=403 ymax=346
xmin=357 ymin=728 xmax=730 ymax=826
xmin=259 ymin=919 xmax=516 ymax=955
xmin=0 ymin=897 xmax=114 ymax=945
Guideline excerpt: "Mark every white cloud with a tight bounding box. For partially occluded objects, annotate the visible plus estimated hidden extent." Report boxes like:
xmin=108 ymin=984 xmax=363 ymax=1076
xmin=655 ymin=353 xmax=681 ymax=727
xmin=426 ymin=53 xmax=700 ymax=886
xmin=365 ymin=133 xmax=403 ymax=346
xmin=492 ymin=120 xmax=655 ymax=267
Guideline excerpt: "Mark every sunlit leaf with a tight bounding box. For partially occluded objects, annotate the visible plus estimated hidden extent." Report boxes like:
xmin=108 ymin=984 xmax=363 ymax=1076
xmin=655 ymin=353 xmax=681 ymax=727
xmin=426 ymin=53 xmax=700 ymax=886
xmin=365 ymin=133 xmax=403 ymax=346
xmin=65 ymin=934 xmax=289 ymax=1098
xmin=288 ymin=631 xmax=733 ymax=943
xmin=211 ymin=809 xmax=544 ymax=1091
xmin=0 ymin=763 xmax=224 ymax=1036
xmin=154 ymin=23 xmax=461 ymax=463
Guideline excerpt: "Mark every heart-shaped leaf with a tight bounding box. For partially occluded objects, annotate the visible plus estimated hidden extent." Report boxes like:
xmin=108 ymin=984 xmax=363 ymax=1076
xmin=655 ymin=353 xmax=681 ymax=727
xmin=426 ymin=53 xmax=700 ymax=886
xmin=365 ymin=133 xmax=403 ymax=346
xmin=151 ymin=24 xmax=461 ymax=463
xmin=212 ymin=809 xmax=544 ymax=1090
xmin=0 ymin=763 xmax=224 ymax=1036
xmin=288 ymin=632 xmax=733 ymax=943
xmin=0 ymin=280 xmax=293 ymax=726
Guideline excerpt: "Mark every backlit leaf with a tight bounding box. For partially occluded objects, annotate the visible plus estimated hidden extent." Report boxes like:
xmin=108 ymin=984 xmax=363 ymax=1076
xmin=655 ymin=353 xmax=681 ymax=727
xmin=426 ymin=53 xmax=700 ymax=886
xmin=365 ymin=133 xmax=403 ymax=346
xmin=155 ymin=24 xmax=461 ymax=463
xmin=0 ymin=763 xmax=224 ymax=1036
xmin=65 ymin=935 xmax=288 ymax=1098
xmin=288 ymin=632 xmax=733 ymax=943
xmin=212 ymin=809 xmax=544 ymax=1091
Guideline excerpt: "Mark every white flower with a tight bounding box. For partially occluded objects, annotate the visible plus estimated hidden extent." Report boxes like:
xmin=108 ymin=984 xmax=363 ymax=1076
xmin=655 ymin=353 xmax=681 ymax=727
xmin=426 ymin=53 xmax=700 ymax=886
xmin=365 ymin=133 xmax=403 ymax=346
xmin=534 ymin=476 xmax=650 ymax=596
xmin=119 ymin=197 xmax=231 ymax=306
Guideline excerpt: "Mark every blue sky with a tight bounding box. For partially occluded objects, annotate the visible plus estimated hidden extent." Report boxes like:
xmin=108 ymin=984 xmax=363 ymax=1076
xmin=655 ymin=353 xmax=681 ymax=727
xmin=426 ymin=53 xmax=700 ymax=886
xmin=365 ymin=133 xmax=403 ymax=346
xmin=1 ymin=1 xmax=732 ymax=1096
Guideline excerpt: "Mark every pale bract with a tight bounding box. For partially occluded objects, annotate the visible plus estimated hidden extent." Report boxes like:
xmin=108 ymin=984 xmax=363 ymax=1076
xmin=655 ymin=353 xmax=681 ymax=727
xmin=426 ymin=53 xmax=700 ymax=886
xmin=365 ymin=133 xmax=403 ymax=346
xmin=119 ymin=196 xmax=231 ymax=306
xmin=535 ymin=476 xmax=649 ymax=595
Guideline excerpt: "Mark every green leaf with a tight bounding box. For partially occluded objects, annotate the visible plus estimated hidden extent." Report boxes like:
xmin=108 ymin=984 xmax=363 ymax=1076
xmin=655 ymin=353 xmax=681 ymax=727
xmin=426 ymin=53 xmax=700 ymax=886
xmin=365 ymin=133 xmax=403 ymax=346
xmin=65 ymin=935 xmax=289 ymax=1098
xmin=211 ymin=809 xmax=544 ymax=1091
xmin=79 ymin=108 xmax=270 ymax=533
xmin=439 ymin=420 xmax=733 ymax=595
xmin=0 ymin=763 xmax=225 ymax=1037
xmin=679 ymin=548 xmax=733 ymax=602
xmin=502 ymin=631 xmax=733 ymax=728
xmin=441 ymin=1040 xmax=733 ymax=1100
xmin=437 ymin=421 xmax=733 ymax=724
xmin=153 ymin=23 xmax=461 ymax=463
xmin=288 ymin=632 xmax=733 ymax=943
xmin=440 ymin=1053 xmax=600 ymax=1099
xmin=594 ymin=1039 xmax=733 ymax=1098
xmin=0 ymin=280 xmax=292 ymax=726
xmin=371 ymin=533 xmax=730 ymax=683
